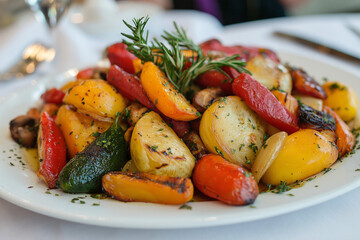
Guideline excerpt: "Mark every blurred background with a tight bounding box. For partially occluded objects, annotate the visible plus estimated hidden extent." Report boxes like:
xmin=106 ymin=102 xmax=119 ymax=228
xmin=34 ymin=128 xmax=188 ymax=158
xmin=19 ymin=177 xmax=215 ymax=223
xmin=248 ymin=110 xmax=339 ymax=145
xmin=0 ymin=0 xmax=359 ymax=78
xmin=1 ymin=0 xmax=360 ymax=29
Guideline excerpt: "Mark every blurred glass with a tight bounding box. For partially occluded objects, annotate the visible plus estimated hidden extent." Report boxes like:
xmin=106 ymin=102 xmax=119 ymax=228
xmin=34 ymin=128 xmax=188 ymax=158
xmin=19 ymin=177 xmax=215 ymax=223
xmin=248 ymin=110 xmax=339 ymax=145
xmin=25 ymin=0 xmax=73 ymax=29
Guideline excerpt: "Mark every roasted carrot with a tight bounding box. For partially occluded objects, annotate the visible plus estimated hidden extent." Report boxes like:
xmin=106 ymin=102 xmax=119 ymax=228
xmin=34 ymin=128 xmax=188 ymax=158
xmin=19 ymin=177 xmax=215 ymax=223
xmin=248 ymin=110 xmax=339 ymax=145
xmin=324 ymin=106 xmax=355 ymax=157
xmin=140 ymin=62 xmax=200 ymax=121
xmin=102 ymin=172 xmax=194 ymax=205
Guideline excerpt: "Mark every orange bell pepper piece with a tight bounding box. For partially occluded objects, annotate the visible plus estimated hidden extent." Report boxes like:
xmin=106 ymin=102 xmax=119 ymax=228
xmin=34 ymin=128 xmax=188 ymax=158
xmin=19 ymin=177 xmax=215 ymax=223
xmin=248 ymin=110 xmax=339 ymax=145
xmin=140 ymin=62 xmax=200 ymax=121
xmin=271 ymin=90 xmax=299 ymax=116
xmin=102 ymin=172 xmax=194 ymax=205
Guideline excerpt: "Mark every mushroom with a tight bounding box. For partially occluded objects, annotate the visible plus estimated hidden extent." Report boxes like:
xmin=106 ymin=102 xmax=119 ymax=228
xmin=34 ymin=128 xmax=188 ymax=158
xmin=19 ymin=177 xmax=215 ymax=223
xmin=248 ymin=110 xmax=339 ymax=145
xmin=124 ymin=103 xmax=149 ymax=126
xmin=182 ymin=131 xmax=208 ymax=160
xmin=192 ymin=87 xmax=225 ymax=112
xmin=9 ymin=115 xmax=39 ymax=148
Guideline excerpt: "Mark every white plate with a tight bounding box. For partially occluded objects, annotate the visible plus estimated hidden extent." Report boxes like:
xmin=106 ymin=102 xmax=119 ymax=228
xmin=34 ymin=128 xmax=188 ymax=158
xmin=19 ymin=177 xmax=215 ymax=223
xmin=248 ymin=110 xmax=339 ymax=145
xmin=0 ymin=52 xmax=360 ymax=229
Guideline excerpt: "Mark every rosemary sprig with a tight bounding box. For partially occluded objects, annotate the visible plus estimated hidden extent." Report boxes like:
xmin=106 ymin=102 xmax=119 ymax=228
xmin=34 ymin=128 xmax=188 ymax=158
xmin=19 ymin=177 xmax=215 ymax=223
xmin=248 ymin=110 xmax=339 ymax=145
xmin=121 ymin=17 xmax=250 ymax=94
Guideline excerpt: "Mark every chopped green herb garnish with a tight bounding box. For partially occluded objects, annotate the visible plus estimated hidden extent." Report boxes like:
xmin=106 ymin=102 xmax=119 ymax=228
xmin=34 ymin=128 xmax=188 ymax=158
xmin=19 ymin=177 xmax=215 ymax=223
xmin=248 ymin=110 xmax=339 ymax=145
xmin=179 ymin=204 xmax=192 ymax=210
xmin=322 ymin=168 xmax=332 ymax=174
xmin=214 ymin=146 xmax=224 ymax=157
xmin=149 ymin=145 xmax=158 ymax=151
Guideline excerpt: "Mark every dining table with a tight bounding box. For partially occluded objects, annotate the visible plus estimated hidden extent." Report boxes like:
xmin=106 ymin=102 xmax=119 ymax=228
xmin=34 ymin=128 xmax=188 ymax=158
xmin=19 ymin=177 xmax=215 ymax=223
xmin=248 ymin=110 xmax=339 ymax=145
xmin=0 ymin=6 xmax=360 ymax=239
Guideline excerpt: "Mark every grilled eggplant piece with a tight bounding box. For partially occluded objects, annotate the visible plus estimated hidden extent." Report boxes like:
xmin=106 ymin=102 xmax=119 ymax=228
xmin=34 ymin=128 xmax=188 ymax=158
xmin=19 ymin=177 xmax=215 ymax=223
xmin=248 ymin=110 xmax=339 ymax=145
xmin=298 ymin=103 xmax=335 ymax=131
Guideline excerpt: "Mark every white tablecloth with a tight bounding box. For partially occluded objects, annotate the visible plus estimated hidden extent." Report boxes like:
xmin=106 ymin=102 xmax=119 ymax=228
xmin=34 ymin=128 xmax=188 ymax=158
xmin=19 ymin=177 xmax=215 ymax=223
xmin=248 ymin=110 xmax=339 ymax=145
xmin=1 ymin=9 xmax=360 ymax=240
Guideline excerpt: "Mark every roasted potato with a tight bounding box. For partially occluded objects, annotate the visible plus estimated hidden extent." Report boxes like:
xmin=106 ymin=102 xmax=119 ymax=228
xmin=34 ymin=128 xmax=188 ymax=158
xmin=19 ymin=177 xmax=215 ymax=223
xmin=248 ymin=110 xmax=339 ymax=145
xmin=63 ymin=79 xmax=127 ymax=122
xmin=252 ymin=131 xmax=288 ymax=183
xmin=130 ymin=111 xmax=195 ymax=177
xmin=262 ymin=129 xmax=338 ymax=185
xmin=56 ymin=105 xmax=111 ymax=158
xmin=246 ymin=55 xmax=292 ymax=93
xmin=294 ymin=94 xmax=323 ymax=111
xmin=199 ymin=96 xmax=266 ymax=168
xmin=122 ymin=160 xmax=139 ymax=173
xmin=323 ymin=82 xmax=358 ymax=121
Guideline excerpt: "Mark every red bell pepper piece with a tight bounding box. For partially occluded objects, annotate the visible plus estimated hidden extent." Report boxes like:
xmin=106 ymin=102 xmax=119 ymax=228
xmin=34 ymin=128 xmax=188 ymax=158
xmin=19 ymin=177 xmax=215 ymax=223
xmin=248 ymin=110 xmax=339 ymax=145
xmin=107 ymin=43 xmax=137 ymax=74
xmin=107 ymin=65 xmax=156 ymax=111
xmin=171 ymin=120 xmax=190 ymax=138
xmin=200 ymin=39 xmax=245 ymax=58
xmin=36 ymin=112 xmax=67 ymax=188
xmin=200 ymin=38 xmax=280 ymax=63
xmin=195 ymin=70 xmax=233 ymax=94
xmin=76 ymin=67 xmax=94 ymax=80
xmin=41 ymin=88 xmax=65 ymax=105
xmin=232 ymin=73 xmax=299 ymax=134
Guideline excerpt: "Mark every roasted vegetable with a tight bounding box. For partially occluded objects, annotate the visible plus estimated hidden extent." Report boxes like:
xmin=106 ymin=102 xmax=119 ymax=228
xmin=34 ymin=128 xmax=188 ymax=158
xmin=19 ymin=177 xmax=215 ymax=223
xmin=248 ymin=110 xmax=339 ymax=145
xmin=140 ymin=62 xmax=200 ymax=121
xmin=63 ymin=79 xmax=127 ymax=122
xmin=298 ymin=103 xmax=335 ymax=131
xmin=41 ymin=103 xmax=59 ymax=118
xmin=262 ymin=129 xmax=338 ymax=185
xmin=26 ymin=108 xmax=41 ymax=120
xmin=122 ymin=159 xmax=139 ymax=172
xmin=200 ymin=38 xmax=280 ymax=63
xmin=60 ymin=80 xmax=79 ymax=93
xmin=246 ymin=55 xmax=292 ymax=93
xmin=195 ymin=70 xmax=233 ymax=94
xmin=9 ymin=115 xmax=38 ymax=148
xmin=323 ymin=82 xmax=358 ymax=121
xmin=107 ymin=65 xmax=156 ymax=111
xmin=324 ymin=106 xmax=355 ymax=157
xmin=37 ymin=112 xmax=67 ymax=189
xmin=192 ymin=87 xmax=225 ymax=112
xmin=56 ymin=105 xmax=111 ymax=158
xmin=200 ymin=96 xmax=265 ymax=167
xmin=41 ymin=88 xmax=65 ymax=104
xmin=193 ymin=154 xmax=259 ymax=205
xmin=289 ymin=67 xmax=327 ymax=99
xmin=171 ymin=119 xmax=190 ymax=138
xmin=232 ymin=73 xmax=299 ymax=134
xmin=272 ymin=90 xmax=298 ymax=115
xmin=252 ymin=132 xmax=288 ymax=183
xmin=130 ymin=111 xmax=195 ymax=177
xmin=124 ymin=103 xmax=149 ymax=126
xmin=57 ymin=114 xmax=127 ymax=193
xmin=294 ymin=94 xmax=323 ymax=111
xmin=107 ymin=42 xmax=137 ymax=74
xmin=102 ymin=172 xmax=194 ymax=204
xmin=182 ymin=131 xmax=208 ymax=160
xmin=76 ymin=67 xmax=107 ymax=80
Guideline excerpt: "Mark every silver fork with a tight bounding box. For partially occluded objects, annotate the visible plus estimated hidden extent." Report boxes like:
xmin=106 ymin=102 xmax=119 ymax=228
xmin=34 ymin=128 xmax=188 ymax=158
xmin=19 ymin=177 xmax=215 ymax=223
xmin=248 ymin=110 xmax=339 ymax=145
xmin=0 ymin=43 xmax=56 ymax=81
